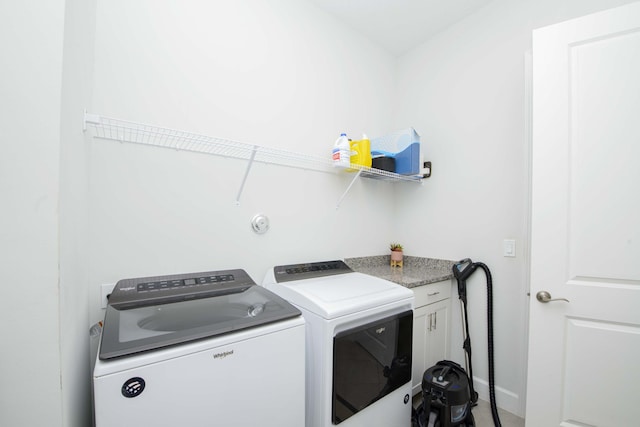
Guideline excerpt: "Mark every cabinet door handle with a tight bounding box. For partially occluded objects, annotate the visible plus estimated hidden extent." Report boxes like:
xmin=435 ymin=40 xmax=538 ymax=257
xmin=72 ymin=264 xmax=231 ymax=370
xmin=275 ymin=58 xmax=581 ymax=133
xmin=433 ymin=312 xmax=437 ymax=330
xmin=427 ymin=291 xmax=440 ymax=297
xmin=428 ymin=313 xmax=433 ymax=331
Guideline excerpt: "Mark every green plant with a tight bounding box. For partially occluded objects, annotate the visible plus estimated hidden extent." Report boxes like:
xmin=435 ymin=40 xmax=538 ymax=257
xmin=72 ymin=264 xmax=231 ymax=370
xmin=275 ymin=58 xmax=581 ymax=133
xmin=389 ymin=243 xmax=403 ymax=252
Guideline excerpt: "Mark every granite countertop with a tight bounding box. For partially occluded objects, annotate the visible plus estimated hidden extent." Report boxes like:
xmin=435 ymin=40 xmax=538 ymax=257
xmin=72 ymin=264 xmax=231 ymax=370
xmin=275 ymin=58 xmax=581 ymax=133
xmin=343 ymin=255 xmax=456 ymax=289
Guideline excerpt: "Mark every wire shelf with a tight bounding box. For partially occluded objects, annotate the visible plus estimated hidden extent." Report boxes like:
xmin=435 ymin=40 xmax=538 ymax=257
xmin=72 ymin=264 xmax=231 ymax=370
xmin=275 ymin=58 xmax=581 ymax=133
xmin=83 ymin=112 xmax=424 ymax=183
xmin=84 ymin=113 xmax=333 ymax=173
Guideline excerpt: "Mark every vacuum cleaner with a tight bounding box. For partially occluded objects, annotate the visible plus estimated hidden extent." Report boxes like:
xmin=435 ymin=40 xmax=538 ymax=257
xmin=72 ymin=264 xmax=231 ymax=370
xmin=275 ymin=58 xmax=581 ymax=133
xmin=412 ymin=258 xmax=502 ymax=427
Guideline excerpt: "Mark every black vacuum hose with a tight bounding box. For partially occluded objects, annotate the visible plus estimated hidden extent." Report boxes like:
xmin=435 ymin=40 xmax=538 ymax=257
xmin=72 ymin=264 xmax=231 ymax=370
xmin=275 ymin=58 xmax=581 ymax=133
xmin=476 ymin=262 xmax=501 ymax=427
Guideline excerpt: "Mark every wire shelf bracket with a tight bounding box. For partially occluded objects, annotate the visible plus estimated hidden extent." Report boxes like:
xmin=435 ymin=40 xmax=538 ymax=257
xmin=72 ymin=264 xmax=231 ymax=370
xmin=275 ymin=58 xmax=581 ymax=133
xmin=236 ymin=146 xmax=258 ymax=205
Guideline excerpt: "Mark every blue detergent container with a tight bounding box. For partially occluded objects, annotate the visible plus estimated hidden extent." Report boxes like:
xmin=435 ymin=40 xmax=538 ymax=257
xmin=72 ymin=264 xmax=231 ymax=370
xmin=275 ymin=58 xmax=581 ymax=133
xmin=370 ymin=128 xmax=421 ymax=175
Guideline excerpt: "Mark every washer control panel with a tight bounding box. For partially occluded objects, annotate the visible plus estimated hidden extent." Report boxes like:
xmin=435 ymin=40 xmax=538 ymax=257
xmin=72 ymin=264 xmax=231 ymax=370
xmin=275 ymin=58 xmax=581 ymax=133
xmin=136 ymin=274 xmax=235 ymax=292
xmin=108 ymin=269 xmax=254 ymax=309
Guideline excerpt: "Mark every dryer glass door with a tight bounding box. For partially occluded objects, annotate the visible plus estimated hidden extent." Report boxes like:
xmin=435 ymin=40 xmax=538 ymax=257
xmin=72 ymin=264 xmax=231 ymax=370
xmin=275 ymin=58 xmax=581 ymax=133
xmin=332 ymin=310 xmax=413 ymax=424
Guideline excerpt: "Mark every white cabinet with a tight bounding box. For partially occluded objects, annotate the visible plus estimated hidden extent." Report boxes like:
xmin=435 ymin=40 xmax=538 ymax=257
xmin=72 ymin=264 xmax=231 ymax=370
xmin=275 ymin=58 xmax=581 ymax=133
xmin=411 ymin=280 xmax=452 ymax=395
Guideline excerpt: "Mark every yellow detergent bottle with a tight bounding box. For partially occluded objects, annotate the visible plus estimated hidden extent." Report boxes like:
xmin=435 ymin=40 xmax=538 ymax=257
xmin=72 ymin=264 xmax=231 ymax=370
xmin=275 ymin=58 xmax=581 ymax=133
xmin=350 ymin=134 xmax=372 ymax=169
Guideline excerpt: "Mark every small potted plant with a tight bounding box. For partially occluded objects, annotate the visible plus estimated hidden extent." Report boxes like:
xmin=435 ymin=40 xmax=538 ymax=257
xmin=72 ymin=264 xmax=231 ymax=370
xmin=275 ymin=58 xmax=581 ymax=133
xmin=389 ymin=243 xmax=404 ymax=267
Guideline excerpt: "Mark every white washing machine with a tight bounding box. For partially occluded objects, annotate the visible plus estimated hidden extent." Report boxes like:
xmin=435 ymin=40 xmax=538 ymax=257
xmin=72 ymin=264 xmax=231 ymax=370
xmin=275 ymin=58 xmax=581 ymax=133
xmin=263 ymin=260 xmax=414 ymax=427
xmin=93 ymin=269 xmax=305 ymax=427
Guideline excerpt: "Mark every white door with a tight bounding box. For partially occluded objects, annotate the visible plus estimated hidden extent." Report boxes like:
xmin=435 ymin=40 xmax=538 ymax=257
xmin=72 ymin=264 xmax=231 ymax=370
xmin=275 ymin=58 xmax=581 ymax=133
xmin=526 ymin=3 xmax=640 ymax=427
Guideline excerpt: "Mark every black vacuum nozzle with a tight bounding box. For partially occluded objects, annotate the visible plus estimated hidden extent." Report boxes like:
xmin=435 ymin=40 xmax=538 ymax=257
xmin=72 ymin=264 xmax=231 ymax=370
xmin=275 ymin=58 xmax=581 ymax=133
xmin=453 ymin=258 xmax=478 ymax=283
xmin=453 ymin=258 xmax=478 ymax=304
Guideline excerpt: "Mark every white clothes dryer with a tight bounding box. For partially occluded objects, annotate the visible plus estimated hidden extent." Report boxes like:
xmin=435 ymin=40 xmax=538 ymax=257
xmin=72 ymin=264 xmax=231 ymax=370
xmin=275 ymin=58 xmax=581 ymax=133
xmin=93 ymin=269 xmax=305 ymax=427
xmin=263 ymin=260 xmax=414 ymax=427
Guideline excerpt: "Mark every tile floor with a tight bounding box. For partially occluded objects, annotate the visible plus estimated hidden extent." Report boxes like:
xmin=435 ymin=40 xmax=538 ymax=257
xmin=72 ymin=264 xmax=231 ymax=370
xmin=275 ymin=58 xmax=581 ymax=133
xmin=413 ymin=395 xmax=525 ymax=427
xmin=472 ymin=399 xmax=525 ymax=427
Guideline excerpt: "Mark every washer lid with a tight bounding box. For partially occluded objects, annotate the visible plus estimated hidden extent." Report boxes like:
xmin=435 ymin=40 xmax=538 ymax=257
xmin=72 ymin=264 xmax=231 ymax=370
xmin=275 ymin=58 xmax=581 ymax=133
xmin=265 ymin=261 xmax=413 ymax=319
xmin=99 ymin=270 xmax=301 ymax=360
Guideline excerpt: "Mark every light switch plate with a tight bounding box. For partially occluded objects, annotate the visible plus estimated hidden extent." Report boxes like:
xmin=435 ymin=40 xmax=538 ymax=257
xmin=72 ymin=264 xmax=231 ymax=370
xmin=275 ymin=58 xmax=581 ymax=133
xmin=503 ymin=239 xmax=516 ymax=257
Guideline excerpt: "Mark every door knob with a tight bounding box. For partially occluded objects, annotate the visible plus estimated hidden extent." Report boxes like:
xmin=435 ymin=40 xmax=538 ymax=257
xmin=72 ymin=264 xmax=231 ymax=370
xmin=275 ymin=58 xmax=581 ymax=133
xmin=536 ymin=291 xmax=569 ymax=303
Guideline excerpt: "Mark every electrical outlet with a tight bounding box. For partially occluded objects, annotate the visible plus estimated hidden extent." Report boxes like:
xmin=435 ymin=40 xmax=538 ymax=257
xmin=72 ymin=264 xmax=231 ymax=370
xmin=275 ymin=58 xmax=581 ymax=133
xmin=100 ymin=283 xmax=115 ymax=309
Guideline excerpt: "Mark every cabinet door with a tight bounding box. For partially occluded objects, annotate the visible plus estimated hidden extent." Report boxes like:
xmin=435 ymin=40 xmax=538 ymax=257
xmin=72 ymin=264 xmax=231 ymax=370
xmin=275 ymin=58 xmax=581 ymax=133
xmin=424 ymin=299 xmax=450 ymax=370
xmin=412 ymin=304 xmax=430 ymax=395
xmin=412 ymin=281 xmax=453 ymax=395
xmin=411 ymin=298 xmax=451 ymax=395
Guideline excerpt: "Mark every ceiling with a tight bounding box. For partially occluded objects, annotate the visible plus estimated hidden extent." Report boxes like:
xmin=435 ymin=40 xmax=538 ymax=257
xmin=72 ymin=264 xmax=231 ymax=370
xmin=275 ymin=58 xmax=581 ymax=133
xmin=308 ymin=0 xmax=493 ymax=56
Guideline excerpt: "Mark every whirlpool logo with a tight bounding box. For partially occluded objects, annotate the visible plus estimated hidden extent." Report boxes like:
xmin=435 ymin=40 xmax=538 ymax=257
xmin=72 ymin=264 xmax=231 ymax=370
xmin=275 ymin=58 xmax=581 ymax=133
xmin=213 ymin=350 xmax=234 ymax=360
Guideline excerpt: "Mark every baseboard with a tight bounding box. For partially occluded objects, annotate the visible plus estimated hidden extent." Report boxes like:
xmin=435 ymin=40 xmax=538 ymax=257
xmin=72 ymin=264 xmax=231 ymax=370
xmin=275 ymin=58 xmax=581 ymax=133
xmin=472 ymin=377 xmax=523 ymax=418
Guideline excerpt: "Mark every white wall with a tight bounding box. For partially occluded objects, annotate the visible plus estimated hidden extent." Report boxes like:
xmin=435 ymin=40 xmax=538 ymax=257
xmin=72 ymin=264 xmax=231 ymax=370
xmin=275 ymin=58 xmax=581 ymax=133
xmin=0 ymin=1 xmax=66 ymax=426
xmin=59 ymin=0 xmax=97 ymax=425
xmin=87 ymin=0 xmax=399 ymax=340
xmin=392 ymin=0 xmax=638 ymax=417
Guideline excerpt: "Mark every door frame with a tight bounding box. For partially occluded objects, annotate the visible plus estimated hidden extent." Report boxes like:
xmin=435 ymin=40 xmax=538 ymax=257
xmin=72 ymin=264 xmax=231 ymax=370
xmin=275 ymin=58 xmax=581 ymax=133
xmin=520 ymin=49 xmax=534 ymax=419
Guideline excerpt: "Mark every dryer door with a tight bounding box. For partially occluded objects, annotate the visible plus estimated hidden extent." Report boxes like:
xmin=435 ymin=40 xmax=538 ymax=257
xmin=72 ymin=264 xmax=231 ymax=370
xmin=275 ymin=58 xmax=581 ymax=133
xmin=332 ymin=310 xmax=413 ymax=424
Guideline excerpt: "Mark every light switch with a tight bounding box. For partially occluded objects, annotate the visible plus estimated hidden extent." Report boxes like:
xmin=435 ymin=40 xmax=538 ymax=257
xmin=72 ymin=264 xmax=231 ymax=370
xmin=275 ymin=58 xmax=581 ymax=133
xmin=503 ymin=239 xmax=516 ymax=257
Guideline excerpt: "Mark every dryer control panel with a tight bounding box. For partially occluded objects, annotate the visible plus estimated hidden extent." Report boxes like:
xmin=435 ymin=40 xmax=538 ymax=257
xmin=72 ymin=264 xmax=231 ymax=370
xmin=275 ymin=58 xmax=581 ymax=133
xmin=273 ymin=260 xmax=352 ymax=283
